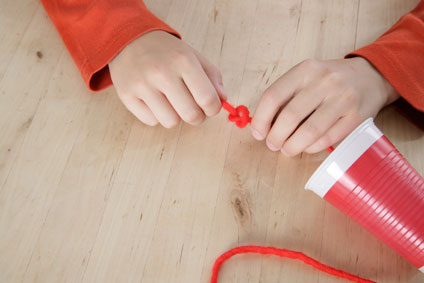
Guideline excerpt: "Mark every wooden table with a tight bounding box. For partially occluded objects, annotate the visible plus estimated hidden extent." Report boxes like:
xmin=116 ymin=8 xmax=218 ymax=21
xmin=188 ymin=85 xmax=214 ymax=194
xmin=1 ymin=0 xmax=423 ymax=282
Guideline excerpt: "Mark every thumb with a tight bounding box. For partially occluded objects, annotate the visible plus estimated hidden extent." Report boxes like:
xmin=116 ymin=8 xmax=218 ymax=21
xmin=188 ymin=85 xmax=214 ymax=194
xmin=193 ymin=49 xmax=227 ymax=100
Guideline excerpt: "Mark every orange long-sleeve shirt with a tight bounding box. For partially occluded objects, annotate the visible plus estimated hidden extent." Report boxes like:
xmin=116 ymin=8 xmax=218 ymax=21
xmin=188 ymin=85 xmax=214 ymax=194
xmin=40 ymin=0 xmax=180 ymax=91
xmin=42 ymin=1 xmax=424 ymax=116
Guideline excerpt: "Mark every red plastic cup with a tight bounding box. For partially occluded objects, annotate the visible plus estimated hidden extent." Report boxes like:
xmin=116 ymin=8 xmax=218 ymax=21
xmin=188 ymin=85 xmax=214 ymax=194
xmin=305 ymin=118 xmax=424 ymax=272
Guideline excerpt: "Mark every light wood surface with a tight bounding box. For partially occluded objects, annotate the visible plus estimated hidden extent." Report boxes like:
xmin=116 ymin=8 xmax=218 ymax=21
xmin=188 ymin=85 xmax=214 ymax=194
xmin=1 ymin=0 xmax=423 ymax=282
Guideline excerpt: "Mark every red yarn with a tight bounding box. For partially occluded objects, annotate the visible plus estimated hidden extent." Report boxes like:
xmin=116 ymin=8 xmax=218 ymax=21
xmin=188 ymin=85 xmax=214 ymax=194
xmin=221 ymin=100 xmax=252 ymax=128
xmin=211 ymin=245 xmax=375 ymax=283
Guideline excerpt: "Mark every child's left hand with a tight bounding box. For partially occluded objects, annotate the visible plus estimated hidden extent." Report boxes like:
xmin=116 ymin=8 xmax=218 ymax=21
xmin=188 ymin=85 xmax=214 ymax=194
xmin=250 ymin=57 xmax=399 ymax=156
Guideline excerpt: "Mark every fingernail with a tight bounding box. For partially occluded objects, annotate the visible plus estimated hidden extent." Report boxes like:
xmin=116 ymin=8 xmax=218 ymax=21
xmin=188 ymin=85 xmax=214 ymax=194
xmin=280 ymin=148 xmax=289 ymax=157
xmin=251 ymin=129 xmax=264 ymax=140
xmin=266 ymin=140 xmax=279 ymax=151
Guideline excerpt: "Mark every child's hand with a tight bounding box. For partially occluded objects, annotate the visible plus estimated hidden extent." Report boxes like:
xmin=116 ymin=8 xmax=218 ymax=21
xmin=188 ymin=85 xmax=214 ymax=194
xmin=250 ymin=58 xmax=399 ymax=156
xmin=109 ymin=31 xmax=225 ymax=128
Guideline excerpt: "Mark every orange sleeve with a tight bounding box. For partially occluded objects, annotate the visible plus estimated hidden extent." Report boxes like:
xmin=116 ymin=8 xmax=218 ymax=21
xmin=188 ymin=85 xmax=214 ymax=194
xmin=41 ymin=0 xmax=180 ymax=91
xmin=346 ymin=1 xmax=424 ymax=113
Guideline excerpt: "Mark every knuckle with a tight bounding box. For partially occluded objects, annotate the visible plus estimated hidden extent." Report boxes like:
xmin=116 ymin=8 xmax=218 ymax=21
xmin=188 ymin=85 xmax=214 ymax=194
xmin=299 ymin=58 xmax=320 ymax=71
xmin=119 ymin=77 xmax=146 ymax=95
xmin=262 ymin=88 xmax=279 ymax=104
xmin=173 ymin=49 xmax=195 ymax=67
xmin=117 ymin=90 xmax=133 ymax=102
xmin=342 ymin=87 xmax=360 ymax=104
xmin=131 ymin=81 xmax=149 ymax=95
xmin=282 ymin=105 xmax=301 ymax=124
xmin=149 ymin=65 xmax=170 ymax=82
xmin=303 ymin=123 xmax=321 ymax=140
xmin=323 ymin=70 xmax=343 ymax=86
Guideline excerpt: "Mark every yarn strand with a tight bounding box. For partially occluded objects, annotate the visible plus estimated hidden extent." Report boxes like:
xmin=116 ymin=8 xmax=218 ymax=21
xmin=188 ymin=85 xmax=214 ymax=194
xmin=211 ymin=245 xmax=375 ymax=283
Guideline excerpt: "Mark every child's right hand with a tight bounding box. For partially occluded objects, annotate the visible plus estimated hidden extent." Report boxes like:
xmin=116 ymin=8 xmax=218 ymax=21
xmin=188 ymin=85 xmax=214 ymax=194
xmin=250 ymin=58 xmax=399 ymax=156
xmin=109 ymin=31 xmax=225 ymax=128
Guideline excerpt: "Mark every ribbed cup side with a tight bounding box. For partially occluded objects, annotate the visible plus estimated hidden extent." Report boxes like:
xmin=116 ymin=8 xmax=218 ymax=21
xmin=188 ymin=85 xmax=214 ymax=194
xmin=325 ymin=136 xmax=424 ymax=268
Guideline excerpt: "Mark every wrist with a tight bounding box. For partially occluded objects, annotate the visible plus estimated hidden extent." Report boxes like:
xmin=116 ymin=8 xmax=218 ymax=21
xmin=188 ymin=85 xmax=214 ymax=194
xmin=351 ymin=57 xmax=400 ymax=106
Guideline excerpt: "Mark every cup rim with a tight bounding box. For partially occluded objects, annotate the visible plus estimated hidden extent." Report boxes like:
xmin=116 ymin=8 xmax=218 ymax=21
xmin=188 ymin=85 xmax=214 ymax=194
xmin=305 ymin=118 xmax=383 ymax=197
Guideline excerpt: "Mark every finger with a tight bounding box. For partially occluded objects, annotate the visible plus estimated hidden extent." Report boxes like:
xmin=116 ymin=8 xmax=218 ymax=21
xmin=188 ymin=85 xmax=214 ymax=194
xmin=122 ymin=96 xmax=158 ymax=126
xmin=250 ymin=65 xmax=305 ymax=141
xmin=142 ymin=90 xmax=181 ymax=128
xmin=193 ymin=49 xmax=227 ymax=100
xmin=160 ymin=78 xmax=205 ymax=125
xmin=281 ymin=96 xmax=345 ymax=155
xmin=304 ymin=113 xmax=362 ymax=154
xmin=181 ymin=57 xmax=222 ymax=117
xmin=264 ymin=80 xmax=326 ymax=151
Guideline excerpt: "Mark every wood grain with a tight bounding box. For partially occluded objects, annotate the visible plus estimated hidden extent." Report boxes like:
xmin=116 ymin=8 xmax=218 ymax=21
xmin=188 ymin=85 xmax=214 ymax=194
xmin=0 ymin=0 xmax=423 ymax=282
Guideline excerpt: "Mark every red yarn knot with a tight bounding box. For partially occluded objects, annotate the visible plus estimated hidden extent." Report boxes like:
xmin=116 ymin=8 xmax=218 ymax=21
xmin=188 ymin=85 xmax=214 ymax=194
xmin=221 ymin=100 xmax=252 ymax=128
